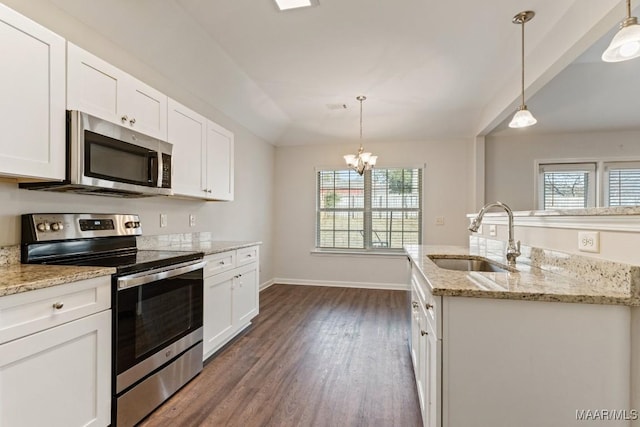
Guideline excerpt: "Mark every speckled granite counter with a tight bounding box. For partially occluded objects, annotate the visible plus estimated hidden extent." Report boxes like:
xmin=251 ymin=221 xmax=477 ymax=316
xmin=405 ymin=244 xmax=640 ymax=306
xmin=0 ymin=264 xmax=115 ymax=297
xmin=137 ymin=233 xmax=261 ymax=255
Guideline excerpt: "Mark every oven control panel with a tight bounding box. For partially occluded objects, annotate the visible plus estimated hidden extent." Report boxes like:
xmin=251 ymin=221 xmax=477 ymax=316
xmin=22 ymin=213 xmax=143 ymax=242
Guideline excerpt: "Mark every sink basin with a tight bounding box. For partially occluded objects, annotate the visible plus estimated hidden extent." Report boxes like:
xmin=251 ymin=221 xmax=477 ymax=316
xmin=428 ymin=255 xmax=511 ymax=273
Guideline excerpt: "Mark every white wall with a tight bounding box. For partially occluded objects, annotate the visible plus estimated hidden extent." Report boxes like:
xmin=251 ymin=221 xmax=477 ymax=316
xmin=0 ymin=0 xmax=276 ymax=285
xmin=273 ymin=139 xmax=472 ymax=287
xmin=485 ymin=129 xmax=640 ymax=211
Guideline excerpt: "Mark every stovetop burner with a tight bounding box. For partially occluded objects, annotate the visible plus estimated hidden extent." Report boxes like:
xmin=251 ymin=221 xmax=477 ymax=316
xmin=21 ymin=213 xmax=203 ymax=274
xmin=48 ymin=249 xmax=204 ymax=275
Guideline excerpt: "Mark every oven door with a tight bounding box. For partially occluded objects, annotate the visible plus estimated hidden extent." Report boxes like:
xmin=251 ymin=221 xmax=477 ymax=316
xmin=115 ymin=259 xmax=205 ymax=393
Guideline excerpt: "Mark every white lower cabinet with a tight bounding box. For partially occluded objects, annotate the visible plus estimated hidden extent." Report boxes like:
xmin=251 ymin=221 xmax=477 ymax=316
xmin=203 ymin=247 xmax=259 ymax=360
xmin=0 ymin=277 xmax=111 ymax=427
xmin=410 ymin=262 xmax=630 ymax=427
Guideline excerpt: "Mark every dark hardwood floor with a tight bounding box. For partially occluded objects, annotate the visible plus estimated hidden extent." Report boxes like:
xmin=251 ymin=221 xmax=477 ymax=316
xmin=139 ymin=284 xmax=422 ymax=427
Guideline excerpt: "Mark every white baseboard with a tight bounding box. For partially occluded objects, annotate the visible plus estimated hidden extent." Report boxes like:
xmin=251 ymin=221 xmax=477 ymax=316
xmin=259 ymin=279 xmax=276 ymax=291
xmin=269 ymin=277 xmax=408 ymax=291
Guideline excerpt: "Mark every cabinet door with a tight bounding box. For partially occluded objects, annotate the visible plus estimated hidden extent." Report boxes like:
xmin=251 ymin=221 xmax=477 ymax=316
xmin=232 ymin=263 xmax=259 ymax=328
xmin=0 ymin=4 xmax=65 ymax=180
xmin=67 ymin=43 xmax=167 ymax=140
xmin=417 ymin=306 xmax=428 ymax=419
xmin=123 ymin=75 xmax=167 ymax=140
xmin=424 ymin=313 xmax=441 ymax=427
xmin=168 ymin=99 xmax=207 ymax=198
xmin=203 ymin=272 xmax=235 ymax=360
xmin=67 ymin=42 xmax=121 ymax=124
xmin=0 ymin=310 xmax=111 ymax=427
xmin=205 ymin=120 xmax=234 ymax=201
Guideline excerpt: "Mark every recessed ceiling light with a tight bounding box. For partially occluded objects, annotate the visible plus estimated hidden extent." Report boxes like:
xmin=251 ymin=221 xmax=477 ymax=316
xmin=274 ymin=0 xmax=315 ymax=11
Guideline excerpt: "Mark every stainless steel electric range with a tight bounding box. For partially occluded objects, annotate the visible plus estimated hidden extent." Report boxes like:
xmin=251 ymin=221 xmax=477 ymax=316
xmin=21 ymin=213 xmax=206 ymax=427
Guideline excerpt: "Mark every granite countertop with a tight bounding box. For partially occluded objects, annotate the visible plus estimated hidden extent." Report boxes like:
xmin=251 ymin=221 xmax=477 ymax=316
xmin=0 ymin=264 xmax=116 ymax=297
xmin=405 ymin=245 xmax=639 ymax=306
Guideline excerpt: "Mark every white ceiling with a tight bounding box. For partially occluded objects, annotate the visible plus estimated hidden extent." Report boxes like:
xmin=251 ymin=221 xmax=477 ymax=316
xmin=489 ymin=9 xmax=640 ymax=137
xmin=48 ymin=0 xmax=628 ymax=145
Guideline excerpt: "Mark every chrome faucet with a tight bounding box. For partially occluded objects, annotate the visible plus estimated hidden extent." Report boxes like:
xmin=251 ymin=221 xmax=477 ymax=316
xmin=468 ymin=201 xmax=521 ymax=266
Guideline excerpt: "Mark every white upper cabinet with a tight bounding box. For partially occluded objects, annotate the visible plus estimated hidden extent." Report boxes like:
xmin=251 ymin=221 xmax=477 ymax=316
xmin=67 ymin=43 xmax=167 ymax=140
xmin=168 ymin=99 xmax=207 ymax=198
xmin=205 ymin=120 xmax=234 ymax=201
xmin=168 ymin=98 xmax=234 ymax=201
xmin=0 ymin=3 xmax=65 ymax=180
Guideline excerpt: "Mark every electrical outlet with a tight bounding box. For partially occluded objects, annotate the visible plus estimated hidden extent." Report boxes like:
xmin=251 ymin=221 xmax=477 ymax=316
xmin=435 ymin=216 xmax=445 ymax=226
xmin=578 ymin=231 xmax=599 ymax=253
xmin=189 ymin=214 xmax=196 ymax=227
xmin=160 ymin=213 xmax=167 ymax=228
xmin=489 ymin=224 xmax=497 ymax=237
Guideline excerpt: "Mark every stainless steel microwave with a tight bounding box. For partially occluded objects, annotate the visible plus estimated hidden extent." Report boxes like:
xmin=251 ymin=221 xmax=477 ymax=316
xmin=20 ymin=111 xmax=172 ymax=197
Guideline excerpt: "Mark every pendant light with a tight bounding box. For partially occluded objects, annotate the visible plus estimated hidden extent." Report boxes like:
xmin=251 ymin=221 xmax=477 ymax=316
xmin=509 ymin=11 xmax=537 ymax=129
xmin=343 ymin=96 xmax=377 ymax=175
xmin=602 ymin=0 xmax=640 ymax=62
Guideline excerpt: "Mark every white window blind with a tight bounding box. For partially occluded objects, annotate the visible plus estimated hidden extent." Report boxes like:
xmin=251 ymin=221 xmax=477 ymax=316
xmin=605 ymin=162 xmax=640 ymax=207
xmin=317 ymin=168 xmax=422 ymax=250
xmin=538 ymin=163 xmax=596 ymax=210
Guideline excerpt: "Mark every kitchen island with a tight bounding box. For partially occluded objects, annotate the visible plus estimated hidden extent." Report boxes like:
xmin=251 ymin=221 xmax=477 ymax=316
xmin=406 ymin=244 xmax=637 ymax=427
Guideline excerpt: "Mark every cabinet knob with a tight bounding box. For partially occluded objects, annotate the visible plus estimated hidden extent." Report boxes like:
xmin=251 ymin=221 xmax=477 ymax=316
xmin=425 ymin=303 xmax=434 ymax=310
xmin=207 ymin=189 xmax=212 ymax=193
xmin=129 ymin=117 xmax=136 ymax=126
xmin=421 ymin=330 xmax=428 ymax=336
xmin=412 ymin=301 xmax=419 ymax=309
xmin=218 ymin=261 xmax=225 ymax=265
xmin=52 ymin=302 xmax=64 ymax=310
xmin=121 ymin=115 xmax=128 ymax=123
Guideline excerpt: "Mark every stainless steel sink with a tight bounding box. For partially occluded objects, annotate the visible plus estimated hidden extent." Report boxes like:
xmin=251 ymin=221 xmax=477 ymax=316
xmin=428 ymin=255 xmax=511 ymax=273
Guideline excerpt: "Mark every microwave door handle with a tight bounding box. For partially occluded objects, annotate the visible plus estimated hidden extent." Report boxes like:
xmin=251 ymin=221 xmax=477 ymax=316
xmin=156 ymin=152 xmax=162 ymax=188
xmin=148 ymin=153 xmax=157 ymax=186
xmin=117 ymin=260 xmax=207 ymax=290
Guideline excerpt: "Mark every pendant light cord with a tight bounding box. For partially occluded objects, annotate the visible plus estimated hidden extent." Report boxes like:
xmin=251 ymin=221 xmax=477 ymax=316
xmin=358 ymin=95 xmax=365 ymax=149
xmin=521 ymin=18 xmax=525 ymax=107
xmin=628 ymin=0 xmax=632 ymax=19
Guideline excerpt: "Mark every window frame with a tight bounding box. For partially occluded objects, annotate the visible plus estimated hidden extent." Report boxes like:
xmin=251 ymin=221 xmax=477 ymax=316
xmin=315 ymin=166 xmax=423 ymax=253
xmin=536 ymin=162 xmax=597 ymax=210
xmin=603 ymin=161 xmax=640 ymax=207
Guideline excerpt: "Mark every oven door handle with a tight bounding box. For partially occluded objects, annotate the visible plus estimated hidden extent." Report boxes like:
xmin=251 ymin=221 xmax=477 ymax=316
xmin=117 ymin=259 xmax=207 ymax=290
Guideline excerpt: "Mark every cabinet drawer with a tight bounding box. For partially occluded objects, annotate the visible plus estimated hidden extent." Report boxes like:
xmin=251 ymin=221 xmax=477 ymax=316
xmin=0 ymin=276 xmax=110 ymax=345
xmin=236 ymin=246 xmax=258 ymax=267
xmin=204 ymin=251 xmax=236 ymax=277
xmin=411 ymin=265 xmax=441 ymax=339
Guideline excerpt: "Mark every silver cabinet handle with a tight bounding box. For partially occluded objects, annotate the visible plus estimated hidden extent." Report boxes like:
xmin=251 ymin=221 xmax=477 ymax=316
xmin=412 ymin=301 xmax=419 ymax=309
xmin=121 ymin=115 xmax=128 ymax=123
xmin=421 ymin=330 xmax=428 ymax=336
xmin=53 ymin=302 xmax=64 ymax=310
xmin=129 ymin=117 xmax=136 ymax=126
xmin=218 ymin=261 xmax=225 ymax=265
xmin=425 ymin=303 xmax=434 ymax=310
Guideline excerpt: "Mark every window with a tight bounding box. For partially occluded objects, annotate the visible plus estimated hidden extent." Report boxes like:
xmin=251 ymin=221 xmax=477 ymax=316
xmin=538 ymin=163 xmax=596 ymax=209
xmin=317 ymin=167 xmax=422 ymax=250
xmin=604 ymin=161 xmax=640 ymax=207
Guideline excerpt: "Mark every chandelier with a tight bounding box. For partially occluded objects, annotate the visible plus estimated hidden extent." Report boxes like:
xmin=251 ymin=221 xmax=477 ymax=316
xmin=343 ymin=95 xmax=377 ymax=175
